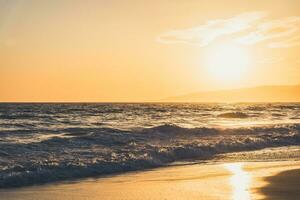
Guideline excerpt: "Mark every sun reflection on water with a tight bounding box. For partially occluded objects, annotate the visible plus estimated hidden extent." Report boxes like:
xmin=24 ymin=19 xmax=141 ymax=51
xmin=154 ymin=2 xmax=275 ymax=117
xmin=224 ymin=163 xmax=251 ymax=200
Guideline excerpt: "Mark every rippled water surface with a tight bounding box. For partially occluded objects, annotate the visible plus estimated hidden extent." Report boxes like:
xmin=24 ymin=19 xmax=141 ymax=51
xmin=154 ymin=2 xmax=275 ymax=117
xmin=0 ymin=103 xmax=299 ymax=188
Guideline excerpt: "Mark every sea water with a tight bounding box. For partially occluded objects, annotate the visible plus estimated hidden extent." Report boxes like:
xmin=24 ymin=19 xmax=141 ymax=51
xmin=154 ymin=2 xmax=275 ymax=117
xmin=0 ymin=103 xmax=299 ymax=187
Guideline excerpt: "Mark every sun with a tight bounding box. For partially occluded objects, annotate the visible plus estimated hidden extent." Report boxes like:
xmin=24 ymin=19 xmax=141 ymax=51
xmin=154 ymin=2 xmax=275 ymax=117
xmin=204 ymin=43 xmax=251 ymax=82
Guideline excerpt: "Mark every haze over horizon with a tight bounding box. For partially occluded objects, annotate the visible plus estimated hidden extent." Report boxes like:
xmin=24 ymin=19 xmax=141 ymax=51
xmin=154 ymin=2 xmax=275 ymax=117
xmin=1 ymin=0 xmax=300 ymax=102
xmin=1 ymin=83 xmax=300 ymax=103
xmin=164 ymin=84 xmax=300 ymax=102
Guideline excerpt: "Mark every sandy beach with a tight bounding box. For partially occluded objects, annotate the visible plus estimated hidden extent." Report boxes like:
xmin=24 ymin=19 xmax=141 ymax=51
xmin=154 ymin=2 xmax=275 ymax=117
xmin=1 ymin=160 xmax=299 ymax=200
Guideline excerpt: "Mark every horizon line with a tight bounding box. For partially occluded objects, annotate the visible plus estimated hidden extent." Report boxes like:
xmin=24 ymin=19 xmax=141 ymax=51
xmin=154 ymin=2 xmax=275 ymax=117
xmin=1 ymin=101 xmax=300 ymax=104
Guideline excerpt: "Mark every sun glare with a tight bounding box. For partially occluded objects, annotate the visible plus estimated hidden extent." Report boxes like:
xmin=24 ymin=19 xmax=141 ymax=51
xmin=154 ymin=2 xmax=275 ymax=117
xmin=224 ymin=163 xmax=251 ymax=200
xmin=204 ymin=44 xmax=251 ymax=82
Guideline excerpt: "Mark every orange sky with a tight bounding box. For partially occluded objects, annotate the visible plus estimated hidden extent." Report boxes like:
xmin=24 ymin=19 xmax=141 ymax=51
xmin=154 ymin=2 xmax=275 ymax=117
xmin=0 ymin=0 xmax=300 ymax=102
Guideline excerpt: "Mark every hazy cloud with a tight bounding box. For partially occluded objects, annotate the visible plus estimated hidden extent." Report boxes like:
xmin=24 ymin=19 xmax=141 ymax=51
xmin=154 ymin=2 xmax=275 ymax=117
xmin=268 ymin=35 xmax=300 ymax=48
xmin=157 ymin=11 xmax=266 ymax=46
xmin=158 ymin=12 xmax=300 ymax=48
xmin=236 ymin=17 xmax=300 ymax=48
xmin=258 ymin=57 xmax=284 ymax=64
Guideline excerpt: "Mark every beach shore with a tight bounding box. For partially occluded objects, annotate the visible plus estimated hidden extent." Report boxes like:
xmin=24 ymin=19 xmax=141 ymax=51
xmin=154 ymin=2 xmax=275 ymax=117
xmin=254 ymin=165 xmax=300 ymax=200
xmin=1 ymin=161 xmax=299 ymax=200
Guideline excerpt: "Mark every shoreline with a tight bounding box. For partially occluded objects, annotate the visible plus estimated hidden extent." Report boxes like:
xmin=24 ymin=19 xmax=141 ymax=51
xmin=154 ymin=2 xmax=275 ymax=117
xmin=1 ymin=144 xmax=299 ymax=189
xmin=1 ymin=160 xmax=300 ymax=200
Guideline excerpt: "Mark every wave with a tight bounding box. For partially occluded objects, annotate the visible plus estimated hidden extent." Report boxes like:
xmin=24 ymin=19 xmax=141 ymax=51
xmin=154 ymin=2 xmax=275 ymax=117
xmin=0 ymin=124 xmax=299 ymax=188
xmin=217 ymin=112 xmax=250 ymax=118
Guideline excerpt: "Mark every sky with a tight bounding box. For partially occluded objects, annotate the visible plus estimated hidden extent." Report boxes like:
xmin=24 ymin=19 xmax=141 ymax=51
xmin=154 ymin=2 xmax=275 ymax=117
xmin=0 ymin=0 xmax=300 ymax=102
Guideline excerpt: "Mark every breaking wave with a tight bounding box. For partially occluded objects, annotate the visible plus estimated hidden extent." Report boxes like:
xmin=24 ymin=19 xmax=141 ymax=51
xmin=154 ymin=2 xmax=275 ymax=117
xmin=0 ymin=123 xmax=299 ymax=188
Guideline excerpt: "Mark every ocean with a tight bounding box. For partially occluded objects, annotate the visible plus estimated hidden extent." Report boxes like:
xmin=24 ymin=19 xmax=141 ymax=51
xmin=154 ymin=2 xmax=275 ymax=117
xmin=0 ymin=103 xmax=299 ymax=188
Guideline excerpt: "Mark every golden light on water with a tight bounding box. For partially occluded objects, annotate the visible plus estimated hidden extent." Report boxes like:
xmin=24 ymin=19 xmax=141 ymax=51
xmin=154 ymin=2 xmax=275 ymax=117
xmin=224 ymin=163 xmax=251 ymax=200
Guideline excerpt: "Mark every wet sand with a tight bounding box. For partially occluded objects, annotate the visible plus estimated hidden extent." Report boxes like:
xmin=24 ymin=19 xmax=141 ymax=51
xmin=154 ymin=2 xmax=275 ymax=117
xmin=1 ymin=161 xmax=299 ymax=200
xmin=258 ymin=168 xmax=300 ymax=200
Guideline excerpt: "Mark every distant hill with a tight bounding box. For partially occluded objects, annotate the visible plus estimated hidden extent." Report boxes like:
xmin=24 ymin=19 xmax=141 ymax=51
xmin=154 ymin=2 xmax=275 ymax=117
xmin=164 ymin=84 xmax=300 ymax=102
